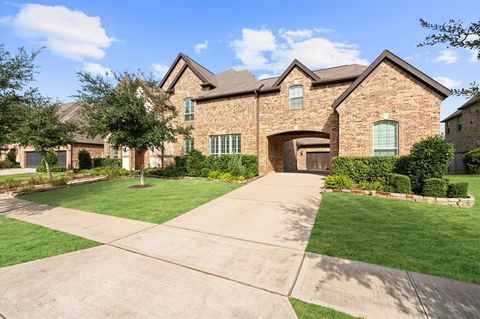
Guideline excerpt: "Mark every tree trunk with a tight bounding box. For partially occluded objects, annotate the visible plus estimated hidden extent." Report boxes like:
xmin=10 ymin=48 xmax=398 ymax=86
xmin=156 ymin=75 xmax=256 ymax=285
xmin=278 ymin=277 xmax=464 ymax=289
xmin=139 ymin=149 xmax=145 ymax=186
xmin=44 ymin=160 xmax=52 ymax=179
xmin=160 ymin=141 xmax=165 ymax=170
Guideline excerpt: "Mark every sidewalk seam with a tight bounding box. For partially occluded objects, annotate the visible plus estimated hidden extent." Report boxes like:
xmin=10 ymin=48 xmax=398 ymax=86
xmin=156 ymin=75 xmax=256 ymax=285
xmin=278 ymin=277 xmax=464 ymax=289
xmin=406 ymin=271 xmax=430 ymax=319
xmin=288 ymin=251 xmax=306 ymax=296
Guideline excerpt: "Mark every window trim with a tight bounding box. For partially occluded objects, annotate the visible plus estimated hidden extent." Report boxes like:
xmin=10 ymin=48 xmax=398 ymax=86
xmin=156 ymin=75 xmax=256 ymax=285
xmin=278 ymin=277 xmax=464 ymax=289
xmin=183 ymin=138 xmax=194 ymax=155
xmin=184 ymin=98 xmax=195 ymax=122
xmin=372 ymin=120 xmax=399 ymax=156
xmin=289 ymin=85 xmax=303 ymax=109
xmin=209 ymin=134 xmax=241 ymax=155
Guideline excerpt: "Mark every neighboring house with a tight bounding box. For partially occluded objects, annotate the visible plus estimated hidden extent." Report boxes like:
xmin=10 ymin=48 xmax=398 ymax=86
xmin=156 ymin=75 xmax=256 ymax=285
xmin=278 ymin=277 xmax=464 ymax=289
xmin=442 ymin=96 xmax=480 ymax=173
xmin=14 ymin=102 xmax=108 ymax=169
xmin=127 ymin=50 xmax=451 ymax=175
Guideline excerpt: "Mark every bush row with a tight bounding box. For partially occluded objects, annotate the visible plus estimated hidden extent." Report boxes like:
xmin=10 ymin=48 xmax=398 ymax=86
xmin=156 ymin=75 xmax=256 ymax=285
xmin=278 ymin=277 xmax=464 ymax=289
xmin=464 ymin=147 xmax=480 ymax=174
xmin=325 ymin=174 xmax=468 ymax=198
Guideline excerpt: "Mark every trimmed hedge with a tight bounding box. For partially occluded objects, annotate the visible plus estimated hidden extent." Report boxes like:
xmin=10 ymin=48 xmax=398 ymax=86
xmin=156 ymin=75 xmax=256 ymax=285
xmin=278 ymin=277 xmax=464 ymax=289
xmin=387 ymin=173 xmax=412 ymax=194
xmin=78 ymin=149 xmax=92 ymax=169
xmin=185 ymin=150 xmax=206 ymax=177
xmin=36 ymin=165 xmax=66 ymax=173
xmin=464 ymin=147 xmax=480 ymax=174
xmin=92 ymin=157 xmax=121 ymax=168
xmin=332 ymin=156 xmax=398 ymax=183
xmin=325 ymin=175 xmax=354 ymax=189
xmin=447 ymin=182 xmax=469 ymax=198
xmin=423 ymin=178 xmax=447 ymax=197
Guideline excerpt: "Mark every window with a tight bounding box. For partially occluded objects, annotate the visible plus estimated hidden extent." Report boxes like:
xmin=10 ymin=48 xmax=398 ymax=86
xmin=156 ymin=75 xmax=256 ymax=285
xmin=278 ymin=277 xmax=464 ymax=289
xmin=209 ymin=134 xmax=241 ymax=155
xmin=289 ymin=85 xmax=303 ymax=109
xmin=373 ymin=121 xmax=398 ymax=156
xmin=446 ymin=121 xmax=450 ymax=134
xmin=457 ymin=116 xmax=462 ymax=131
xmin=184 ymin=98 xmax=194 ymax=121
xmin=184 ymin=138 xmax=194 ymax=154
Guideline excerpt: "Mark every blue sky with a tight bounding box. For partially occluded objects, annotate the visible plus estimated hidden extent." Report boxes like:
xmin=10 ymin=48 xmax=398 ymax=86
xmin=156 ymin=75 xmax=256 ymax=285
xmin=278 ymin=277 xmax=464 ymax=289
xmin=1 ymin=0 xmax=479 ymax=122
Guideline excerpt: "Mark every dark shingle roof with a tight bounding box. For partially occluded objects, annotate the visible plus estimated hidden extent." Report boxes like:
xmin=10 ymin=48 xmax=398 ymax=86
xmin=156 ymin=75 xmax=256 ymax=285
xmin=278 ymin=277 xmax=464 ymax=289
xmin=441 ymin=96 xmax=479 ymax=123
xmin=197 ymin=69 xmax=261 ymax=99
xmin=58 ymin=102 xmax=104 ymax=145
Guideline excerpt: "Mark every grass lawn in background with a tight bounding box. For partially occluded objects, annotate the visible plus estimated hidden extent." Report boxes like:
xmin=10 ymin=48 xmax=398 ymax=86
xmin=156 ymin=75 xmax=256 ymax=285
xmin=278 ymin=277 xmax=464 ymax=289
xmin=307 ymin=174 xmax=480 ymax=283
xmin=0 ymin=173 xmax=36 ymax=185
xmin=0 ymin=216 xmax=99 ymax=267
xmin=20 ymin=177 xmax=240 ymax=224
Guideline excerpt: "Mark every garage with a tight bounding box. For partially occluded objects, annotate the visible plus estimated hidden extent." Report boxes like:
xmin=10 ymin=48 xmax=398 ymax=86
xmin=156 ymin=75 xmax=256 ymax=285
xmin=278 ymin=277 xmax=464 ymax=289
xmin=25 ymin=151 xmax=67 ymax=168
xmin=306 ymin=152 xmax=330 ymax=170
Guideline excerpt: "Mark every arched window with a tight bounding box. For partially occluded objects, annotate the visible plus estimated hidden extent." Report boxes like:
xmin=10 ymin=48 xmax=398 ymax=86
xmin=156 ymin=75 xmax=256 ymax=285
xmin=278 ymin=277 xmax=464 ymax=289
xmin=373 ymin=121 xmax=398 ymax=156
xmin=184 ymin=98 xmax=194 ymax=121
xmin=289 ymin=85 xmax=303 ymax=109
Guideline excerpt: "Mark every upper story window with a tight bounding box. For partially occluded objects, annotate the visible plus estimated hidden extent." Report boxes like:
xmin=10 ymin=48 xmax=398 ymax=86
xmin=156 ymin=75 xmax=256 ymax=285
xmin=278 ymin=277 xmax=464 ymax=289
xmin=373 ymin=120 xmax=398 ymax=156
xmin=209 ymin=134 xmax=241 ymax=155
xmin=289 ymin=85 xmax=303 ymax=109
xmin=446 ymin=121 xmax=451 ymax=134
xmin=184 ymin=98 xmax=195 ymax=121
xmin=457 ymin=116 xmax=462 ymax=131
xmin=184 ymin=138 xmax=194 ymax=155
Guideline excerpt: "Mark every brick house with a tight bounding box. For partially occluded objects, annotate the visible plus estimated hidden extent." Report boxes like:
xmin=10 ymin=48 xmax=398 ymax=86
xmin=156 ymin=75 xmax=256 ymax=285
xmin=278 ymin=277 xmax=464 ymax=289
xmin=14 ymin=102 xmax=108 ymax=169
xmin=125 ymin=50 xmax=450 ymax=175
xmin=442 ymin=96 xmax=480 ymax=173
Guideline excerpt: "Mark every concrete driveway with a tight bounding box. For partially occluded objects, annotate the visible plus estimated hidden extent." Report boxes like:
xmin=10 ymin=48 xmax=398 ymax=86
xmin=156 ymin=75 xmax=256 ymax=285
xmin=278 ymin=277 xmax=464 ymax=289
xmin=0 ymin=168 xmax=36 ymax=176
xmin=0 ymin=172 xmax=324 ymax=319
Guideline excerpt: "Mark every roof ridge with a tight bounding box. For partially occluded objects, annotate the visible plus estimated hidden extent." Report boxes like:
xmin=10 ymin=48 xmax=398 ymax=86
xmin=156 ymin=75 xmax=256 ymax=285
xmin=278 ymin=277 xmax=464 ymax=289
xmin=180 ymin=53 xmax=216 ymax=76
xmin=312 ymin=64 xmax=366 ymax=72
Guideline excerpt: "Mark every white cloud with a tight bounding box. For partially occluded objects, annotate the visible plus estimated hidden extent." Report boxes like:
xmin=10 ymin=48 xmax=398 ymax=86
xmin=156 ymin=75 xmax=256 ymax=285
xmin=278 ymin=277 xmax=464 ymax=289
xmin=434 ymin=76 xmax=462 ymax=88
xmin=434 ymin=50 xmax=458 ymax=64
xmin=469 ymin=51 xmax=478 ymax=63
xmin=6 ymin=4 xmax=114 ymax=61
xmin=152 ymin=63 xmax=169 ymax=78
xmin=194 ymin=40 xmax=208 ymax=54
xmin=231 ymin=28 xmax=367 ymax=73
xmin=82 ymin=62 xmax=111 ymax=75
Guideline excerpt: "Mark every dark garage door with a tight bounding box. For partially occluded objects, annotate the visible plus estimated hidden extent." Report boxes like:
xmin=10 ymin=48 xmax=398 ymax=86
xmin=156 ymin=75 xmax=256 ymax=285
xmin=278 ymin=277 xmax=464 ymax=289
xmin=25 ymin=151 xmax=67 ymax=168
xmin=306 ymin=152 xmax=330 ymax=170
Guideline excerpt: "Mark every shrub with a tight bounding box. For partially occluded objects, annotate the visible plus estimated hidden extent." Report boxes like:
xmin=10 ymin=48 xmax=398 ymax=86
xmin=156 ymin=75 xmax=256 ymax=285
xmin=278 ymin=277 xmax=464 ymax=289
xmin=447 ymin=182 xmax=469 ymax=198
xmin=0 ymin=160 xmax=13 ymax=168
xmin=208 ymin=170 xmax=221 ymax=179
xmin=92 ymin=157 xmax=121 ymax=168
xmin=407 ymin=136 xmax=454 ymax=192
xmin=200 ymin=168 xmax=210 ymax=178
xmin=332 ymin=156 xmax=398 ymax=182
xmin=357 ymin=180 xmax=384 ymax=191
xmin=2 ymin=178 xmax=21 ymax=189
xmin=36 ymin=165 xmax=66 ymax=173
xmin=78 ymin=149 xmax=92 ymax=169
xmin=394 ymin=155 xmax=411 ymax=176
xmin=49 ymin=176 xmax=69 ymax=187
xmin=387 ymin=174 xmax=412 ymax=194
xmin=6 ymin=148 xmax=16 ymax=163
xmin=173 ymin=156 xmax=187 ymax=175
xmin=463 ymin=147 xmax=480 ymax=174
xmin=423 ymin=178 xmax=447 ymax=197
xmin=185 ymin=149 xmax=206 ymax=176
xmin=325 ymin=175 xmax=354 ymax=189
xmin=144 ymin=168 xmax=164 ymax=176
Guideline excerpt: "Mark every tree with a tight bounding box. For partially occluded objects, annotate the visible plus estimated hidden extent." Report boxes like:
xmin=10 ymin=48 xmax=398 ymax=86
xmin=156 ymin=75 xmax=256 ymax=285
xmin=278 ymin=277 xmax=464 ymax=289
xmin=15 ymin=102 xmax=76 ymax=178
xmin=418 ymin=19 xmax=480 ymax=97
xmin=76 ymin=71 xmax=191 ymax=186
xmin=0 ymin=44 xmax=42 ymax=146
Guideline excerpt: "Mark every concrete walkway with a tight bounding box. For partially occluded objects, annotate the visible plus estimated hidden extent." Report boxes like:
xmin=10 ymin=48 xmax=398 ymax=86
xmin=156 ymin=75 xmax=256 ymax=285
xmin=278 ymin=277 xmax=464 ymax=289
xmin=0 ymin=168 xmax=36 ymax=176
xmin=1 ymin=173 xmax=480 ymax=319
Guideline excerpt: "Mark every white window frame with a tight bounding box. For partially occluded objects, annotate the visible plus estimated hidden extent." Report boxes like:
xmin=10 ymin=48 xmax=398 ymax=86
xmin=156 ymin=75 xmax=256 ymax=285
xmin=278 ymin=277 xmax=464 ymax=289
xmin=184 ymin=98 xmax=195 ymax=121
xmin=289 ymin=85 xmax=303 ymax=109
xmin=373 ymin=120 xmax=398 ymax=156
xmin=209 ymin=134 xmax=241 ymax=155
xmin=184 ymin=138 xmax=194 ymax=154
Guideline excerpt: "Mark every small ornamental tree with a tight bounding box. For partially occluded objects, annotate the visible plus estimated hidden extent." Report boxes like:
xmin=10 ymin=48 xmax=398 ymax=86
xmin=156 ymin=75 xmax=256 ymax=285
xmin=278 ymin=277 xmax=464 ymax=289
xmin=15 ymin=102 xmax=76 ymax=178
xmin=76 ymin=71 xmax=191 ymax=186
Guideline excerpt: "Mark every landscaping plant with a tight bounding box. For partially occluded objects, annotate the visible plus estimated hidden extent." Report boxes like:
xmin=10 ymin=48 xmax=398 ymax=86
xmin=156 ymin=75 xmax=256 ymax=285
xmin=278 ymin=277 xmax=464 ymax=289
xmin=463 ymin=147 xmax=480 ymax=174
xmin=387 ymin=174 xmax=412 ymax=194
xmin=325 ymin=175 xmax=354 ymax=189
xmin=423 ymin=178 xmax=447 ymax=197
xmin=447 ymin=182 xmax=469 ymax=198
xmin=78 ymin=149 xmax=92 ymax=169
xmin=332 ymin=156 xmax=398 ymax=183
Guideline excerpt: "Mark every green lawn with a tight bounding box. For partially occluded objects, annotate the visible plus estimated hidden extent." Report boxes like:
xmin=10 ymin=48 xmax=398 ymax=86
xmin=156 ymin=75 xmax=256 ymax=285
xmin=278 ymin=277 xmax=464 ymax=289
xmin=0 ymin=216 xmax=99 ymax=267
xmin=307 ymin=174 xmax=480 ymax=284
xmin=20 ymin=177 xmax=241 ymax=224
xmin=290 ymin=298 xmax=360 ymax=319
xmin=0 ymin=173 xmax=36 ymax=184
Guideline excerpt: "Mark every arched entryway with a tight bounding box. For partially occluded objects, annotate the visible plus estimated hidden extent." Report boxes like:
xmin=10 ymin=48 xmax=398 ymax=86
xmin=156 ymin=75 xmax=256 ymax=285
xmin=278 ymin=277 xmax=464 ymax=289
xmin=266 ymin=130 xmax=332 ymax=173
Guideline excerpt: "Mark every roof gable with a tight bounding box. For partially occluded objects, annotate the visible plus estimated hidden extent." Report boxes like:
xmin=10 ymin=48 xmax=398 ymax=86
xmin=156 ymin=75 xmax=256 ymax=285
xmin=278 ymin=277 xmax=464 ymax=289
xmin=332 ymin=50 xmax=452 ymax=109
xmin=160 ymin=53 xmax=216 ymax=91
xmin=271 ymin=59 xmax=320 ymax=88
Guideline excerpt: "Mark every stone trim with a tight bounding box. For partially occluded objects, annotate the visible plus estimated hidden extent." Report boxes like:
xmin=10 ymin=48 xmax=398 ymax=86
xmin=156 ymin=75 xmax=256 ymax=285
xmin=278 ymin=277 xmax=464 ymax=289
xmin=321 ymin=188 xmax=475 ymax=208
